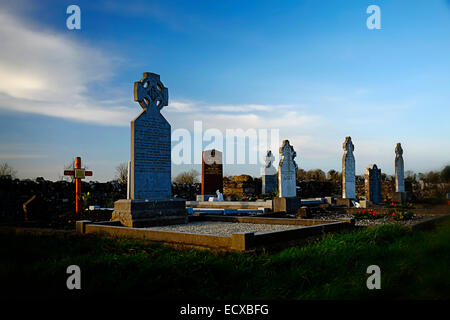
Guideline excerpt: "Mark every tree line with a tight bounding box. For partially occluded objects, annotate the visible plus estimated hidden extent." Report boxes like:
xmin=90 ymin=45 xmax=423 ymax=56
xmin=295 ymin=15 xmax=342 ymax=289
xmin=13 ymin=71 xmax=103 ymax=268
xmin=1 ymin=162 xmax=449 ymax=184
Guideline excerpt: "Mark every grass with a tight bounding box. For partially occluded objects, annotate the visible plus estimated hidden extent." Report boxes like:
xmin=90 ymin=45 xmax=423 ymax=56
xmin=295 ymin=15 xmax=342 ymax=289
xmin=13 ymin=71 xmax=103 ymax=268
xmin=1 ymin=219 xmax=450 ymax=299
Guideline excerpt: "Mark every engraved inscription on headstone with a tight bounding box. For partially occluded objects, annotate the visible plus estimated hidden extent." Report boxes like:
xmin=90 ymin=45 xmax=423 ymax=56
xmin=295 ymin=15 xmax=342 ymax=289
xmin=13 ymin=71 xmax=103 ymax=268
xmin=131 ymin=72 xmax=171 ymax=200
xmin=261 ymin=150 xmax=277 ymax=194
xmin=201 ymin=149 xmax=223 ymax=195
xmin=278 ymin=140 xmax=298 ymax=198
xmin=395 ymin=143 xmax=405 ymax=193
xmin=342 ymin=136 xmax=356 ymax=199
xmin=365 ymin=164 xmax=382 ymax=203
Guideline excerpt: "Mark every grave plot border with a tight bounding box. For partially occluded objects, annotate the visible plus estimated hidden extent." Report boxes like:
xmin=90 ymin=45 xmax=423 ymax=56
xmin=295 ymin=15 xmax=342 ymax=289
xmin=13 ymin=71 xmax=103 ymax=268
xmin=76 ymin=216 xmax=354 ymax=251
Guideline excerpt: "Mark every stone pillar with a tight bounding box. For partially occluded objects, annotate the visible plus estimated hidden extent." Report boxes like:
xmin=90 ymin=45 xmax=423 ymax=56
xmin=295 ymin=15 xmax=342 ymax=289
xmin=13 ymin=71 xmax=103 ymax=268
xmin=395 ymin=143 xmax=405 ymax=192
xmin=365 ymin=164 xmax=382 ymax=204
xmin=393 ymin=143 xmax=407 ymax=203
xmin=342 ymin=137 xmax=356 ymax=199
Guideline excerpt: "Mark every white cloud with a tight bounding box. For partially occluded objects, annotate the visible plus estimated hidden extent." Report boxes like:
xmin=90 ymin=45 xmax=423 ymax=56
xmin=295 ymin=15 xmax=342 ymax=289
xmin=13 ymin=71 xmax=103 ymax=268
xmin=0 ymin=11 xmax=135 ymax=126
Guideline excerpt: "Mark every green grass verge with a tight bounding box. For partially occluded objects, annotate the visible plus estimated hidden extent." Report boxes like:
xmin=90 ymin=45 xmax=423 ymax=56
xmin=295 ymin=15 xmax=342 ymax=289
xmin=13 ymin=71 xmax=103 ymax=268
xmin=1 ymin=219 xmax=450 ymax=299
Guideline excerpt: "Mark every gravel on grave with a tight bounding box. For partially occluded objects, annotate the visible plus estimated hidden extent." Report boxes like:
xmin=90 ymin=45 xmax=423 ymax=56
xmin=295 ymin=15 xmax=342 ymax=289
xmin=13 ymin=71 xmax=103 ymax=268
xmin=146 ymin=221 xmax=304 ymax=237
xmin=308 ymin=212 xmax=437 ymax=227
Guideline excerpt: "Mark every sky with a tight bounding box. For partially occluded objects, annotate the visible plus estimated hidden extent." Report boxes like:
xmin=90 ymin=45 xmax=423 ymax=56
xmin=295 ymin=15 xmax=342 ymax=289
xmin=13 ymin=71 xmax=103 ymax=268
xmin=0 ymin=0 xmax=449 ymax=182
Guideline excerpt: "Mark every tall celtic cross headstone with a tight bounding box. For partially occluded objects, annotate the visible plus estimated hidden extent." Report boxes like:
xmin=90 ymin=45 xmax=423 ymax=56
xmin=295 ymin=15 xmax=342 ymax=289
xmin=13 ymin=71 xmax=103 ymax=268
xmin=111 ymin=72 xmax=186 ymax=227
xmin=395 ymin=143 xmax=405 ymax=193
xmin=365 ymin=164 xmax=382 ymax=204
xmin=130 ymin=72 xmax=171 ymax=199
xmin=261 ymin=150 xmax=277 ymax=194
xmin=342 ymin=136 xmax=356 ymax=199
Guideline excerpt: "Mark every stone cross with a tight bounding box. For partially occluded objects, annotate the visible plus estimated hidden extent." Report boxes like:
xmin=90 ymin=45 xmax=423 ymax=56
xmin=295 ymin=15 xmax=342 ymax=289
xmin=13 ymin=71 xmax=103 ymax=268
xmin=134 ymin=72 xmax=168 ymax=112
xmin=342 ymin=136 xmax=356 ymax=199
xmin=261 ymin=150 xmax=277 ymax=194
xmin=64 ymin=156 xmax=93 ymax=213
xmin=278 ymin=140 xmax=298 ymax=197
xmin=365 ymin=164 xmax=382 ymax=203
xmin=130 ymin=72 xmax=171 ymax=199
xmin=395 ymin=143 xmax=405 ymax=192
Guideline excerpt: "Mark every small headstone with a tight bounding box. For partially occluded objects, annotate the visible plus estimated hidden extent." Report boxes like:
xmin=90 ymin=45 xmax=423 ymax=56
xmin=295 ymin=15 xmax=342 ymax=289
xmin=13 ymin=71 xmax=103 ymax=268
xmin=261 ymin=150 xmax=277 ymax=194
xmin=201 ymin=149 xmax=223 ymax=195
xmin=365 ymin=164 xmax=382 ymax=204
xmin=342 ymin=136 xmax=356 ymax=199
xmin=352 ymin=200 xmax=362 ymax=208
xmin=208 ymin=191 xmax=224 ymax=202
xmin=277 ymin=140 xmax=297 ymax=197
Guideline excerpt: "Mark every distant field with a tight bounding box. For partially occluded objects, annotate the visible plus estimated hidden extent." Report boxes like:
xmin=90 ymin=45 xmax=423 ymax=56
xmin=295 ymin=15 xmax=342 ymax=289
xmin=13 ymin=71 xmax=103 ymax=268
xmin=1 ymin=218 xmax=450 ymax=299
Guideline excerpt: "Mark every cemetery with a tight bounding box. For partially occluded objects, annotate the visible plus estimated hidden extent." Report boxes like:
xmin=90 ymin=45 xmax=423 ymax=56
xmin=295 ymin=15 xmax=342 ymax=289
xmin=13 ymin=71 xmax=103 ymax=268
xmin=2 ymin=72 xmax=447 ymax=254
xmin=1 ymin=0 xmax=450 ymax=306
xmin=0 ymin=63 xmax=448 ymax=301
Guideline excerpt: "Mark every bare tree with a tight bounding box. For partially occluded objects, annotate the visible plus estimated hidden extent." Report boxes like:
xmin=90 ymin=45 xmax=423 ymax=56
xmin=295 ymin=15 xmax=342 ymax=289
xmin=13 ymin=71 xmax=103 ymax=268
xmin=0 ymin=162 xmax=17 ymax=178
xmin=59 ymin=160 xmax=75 ymax=182
xmin=116 ymin=162 xmax=128 ymax=184
xmin=173 ymin=169 xmax=200 ymax=184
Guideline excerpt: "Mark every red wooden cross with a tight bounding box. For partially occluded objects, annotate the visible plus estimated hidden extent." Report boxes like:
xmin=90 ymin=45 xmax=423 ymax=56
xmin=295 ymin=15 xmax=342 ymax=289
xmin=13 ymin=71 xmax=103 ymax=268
xmin=64 ymin=157 xmax=93 ymax=213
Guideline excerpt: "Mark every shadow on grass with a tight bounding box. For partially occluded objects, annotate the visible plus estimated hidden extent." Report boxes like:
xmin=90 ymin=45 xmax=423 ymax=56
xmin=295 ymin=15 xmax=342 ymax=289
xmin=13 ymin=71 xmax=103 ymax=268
xmin=1 ymin=219 xmax=449 ymax=299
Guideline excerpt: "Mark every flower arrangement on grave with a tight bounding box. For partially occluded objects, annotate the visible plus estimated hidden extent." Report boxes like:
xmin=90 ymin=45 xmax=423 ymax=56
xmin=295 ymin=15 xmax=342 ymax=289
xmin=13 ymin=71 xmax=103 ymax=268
xmin=354 ymin=208 xmax=384 ymax=219
xmin=81 ymin=192 xmax=91 ymax=210
xmin=386 ymin=201 xmax=415 ymax=220
xmin=391 ymin=206 xmax=414 ymax=221
xmin=387 ymin=201 xmax=415 ymax=209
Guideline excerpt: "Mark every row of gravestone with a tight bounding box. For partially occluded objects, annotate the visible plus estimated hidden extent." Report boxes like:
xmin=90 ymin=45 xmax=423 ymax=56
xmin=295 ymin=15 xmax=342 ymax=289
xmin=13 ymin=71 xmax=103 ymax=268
xmin=341 ymin=137 xmax=406 ymax=204
xmin=197 ymin=140 xmax=298 ymax=201
xmin=259 ymin=137 xmax=406 ymax=205
xmin=111 ymin=73 xmax=407 ymax=227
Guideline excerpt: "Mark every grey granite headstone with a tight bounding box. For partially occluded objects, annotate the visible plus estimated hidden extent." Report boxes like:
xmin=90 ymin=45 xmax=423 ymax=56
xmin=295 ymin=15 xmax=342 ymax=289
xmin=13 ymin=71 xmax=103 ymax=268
xmin=342 ymin=136 xmax=356 ymax=199
xmin=261 ymin=150 xmax=277 ymax=194
xmin=111 ymin=73 xmax=186 ymax=227
xmin=130 ymin=72 xmax=171 ymax=199
xmin=365 ymin=164 xmax=382 ymax=204
xmin=278 ymin=140 xmax=297 ymax=198
xmin=395 ymin=143 xmax=405 ymax=192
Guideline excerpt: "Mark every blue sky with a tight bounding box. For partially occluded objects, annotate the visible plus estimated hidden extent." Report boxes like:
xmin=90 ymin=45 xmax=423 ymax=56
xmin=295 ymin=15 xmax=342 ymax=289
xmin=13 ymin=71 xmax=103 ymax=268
xmin=0 ymin=0 xmax=449 ymax=181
